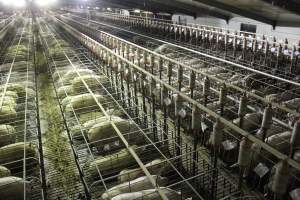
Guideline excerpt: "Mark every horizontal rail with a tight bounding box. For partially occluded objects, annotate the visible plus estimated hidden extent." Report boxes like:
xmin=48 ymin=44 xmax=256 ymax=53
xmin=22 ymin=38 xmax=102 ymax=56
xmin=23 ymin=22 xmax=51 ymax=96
xmin=59 ymin=14 xmax=300 ymax=117
xmin=54 ymin=15 xmax=300 ymax=175
xmin=66 ymin=9 xmax=299 ymax=49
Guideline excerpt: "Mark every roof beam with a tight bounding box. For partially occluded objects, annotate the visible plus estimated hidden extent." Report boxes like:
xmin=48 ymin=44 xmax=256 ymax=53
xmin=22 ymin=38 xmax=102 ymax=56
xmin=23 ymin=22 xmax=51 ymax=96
xmin=104 ymin=0 xmax=196 ymax=15
xmin=149 ymin=0 xmax=230 ymax=21
xmin=96 ymin=0 xmax=230 ymax=21
xmin=192 ymin=0 xmax=276 ymax=27
xmin=260 ymin=0 xmax=300 ymax=16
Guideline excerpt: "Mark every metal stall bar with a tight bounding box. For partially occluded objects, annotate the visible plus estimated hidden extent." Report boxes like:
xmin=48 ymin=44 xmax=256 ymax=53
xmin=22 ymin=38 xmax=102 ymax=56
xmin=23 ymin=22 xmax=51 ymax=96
xmin=59 ymin=14 xmax=300 ymax=119
xmin=44 ymin=16 xmax=198 ymax=200
xmin=52 ymin=16 xmax=292 ymax=200
xmin=56 ymin=16 xmax=300 ymax=175
xmin=66 ymin=9 xmax=298 ymax=50
xmin=58 ymin=14 xmax=300 ymax=168
xmin=64 ymin=10 xmax=300 ymax=81
xmin=45 ymin=15 xmax=214 ymax=199
xmin=36 ymin=18 xmax=90 ymax=200
xmin=0 ymin=15 xmax=43 ymax=200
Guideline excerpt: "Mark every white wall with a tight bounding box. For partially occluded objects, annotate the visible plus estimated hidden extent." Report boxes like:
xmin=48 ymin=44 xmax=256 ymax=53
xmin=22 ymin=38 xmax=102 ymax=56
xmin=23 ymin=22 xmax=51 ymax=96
xmin=172 ymin=14 xmax=300 ymax=44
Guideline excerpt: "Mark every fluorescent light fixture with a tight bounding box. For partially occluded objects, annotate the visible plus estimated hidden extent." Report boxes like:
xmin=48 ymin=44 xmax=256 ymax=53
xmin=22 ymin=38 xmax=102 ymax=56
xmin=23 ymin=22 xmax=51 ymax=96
xmin=107 ymin=7 xmax=112 ymax=11
xmin=134 ymin=9 xmax=140 ymax=13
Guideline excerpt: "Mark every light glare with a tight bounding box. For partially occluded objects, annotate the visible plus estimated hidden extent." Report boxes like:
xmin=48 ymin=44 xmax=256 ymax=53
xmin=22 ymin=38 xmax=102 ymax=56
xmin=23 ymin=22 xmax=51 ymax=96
xmin=13 ymin=0 xmax=26 ymax=7
xmin=1 ymin=0 xmax=26 ymax=7
xmin=35 ymin=0 xmax=57 ymax=7
xmin=1 ymin=0 xmax=10 ymax=6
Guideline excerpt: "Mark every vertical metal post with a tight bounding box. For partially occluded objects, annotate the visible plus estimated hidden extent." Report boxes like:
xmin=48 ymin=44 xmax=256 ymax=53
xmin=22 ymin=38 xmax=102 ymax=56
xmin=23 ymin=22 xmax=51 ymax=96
xmin=261 ymin=104 xmax=273 ymax=141
xmin=189 ymin=71 xmax=196 ymax=99
xmin=150 ymin=78 xmax=158 ymax=142
xmin=177 ymin=65 xmax=183 ymax=91
xmin=238 ymin=93 xmax=247 ymax=129
xmin=167 ymin=62 xmax=172 ymax=85
xmin=203 ymin=76 xmax=210 ymax=106
xmin=192 ymin=105 xmax=202 ymax=176
xmin=219 ymin=84 xmax=227 ymax=117
xmin=210 ymin=119 xmax=223 ymax=200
